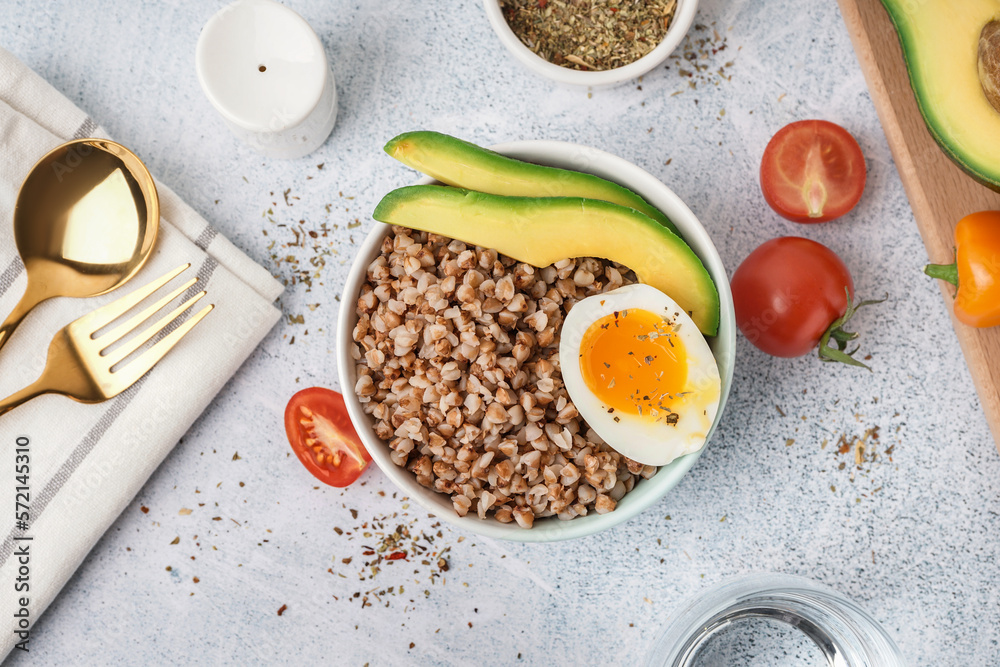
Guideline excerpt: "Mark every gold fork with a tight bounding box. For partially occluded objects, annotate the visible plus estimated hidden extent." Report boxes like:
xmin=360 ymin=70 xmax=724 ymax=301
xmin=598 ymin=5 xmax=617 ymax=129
xmin=0 ymin=263 xmax=213 ymax=417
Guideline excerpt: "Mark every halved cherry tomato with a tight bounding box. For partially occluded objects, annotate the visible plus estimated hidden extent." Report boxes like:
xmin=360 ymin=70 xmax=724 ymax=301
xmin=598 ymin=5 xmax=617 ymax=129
xmin=731 ymin=237 xmax=880 ymax=368
xmin=760 ymin=120 xmax=867 ymax=223
xmin=284 ymin=387 xmax=371 ymax=487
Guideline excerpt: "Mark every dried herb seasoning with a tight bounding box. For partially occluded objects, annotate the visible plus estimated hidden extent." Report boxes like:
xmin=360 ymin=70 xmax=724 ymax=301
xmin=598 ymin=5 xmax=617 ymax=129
xmin=500 ymin=0 xmax=677 ymax=71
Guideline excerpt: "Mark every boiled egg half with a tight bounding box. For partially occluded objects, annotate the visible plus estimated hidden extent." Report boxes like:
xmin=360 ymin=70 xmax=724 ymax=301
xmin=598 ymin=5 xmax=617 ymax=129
xmin=558 ymin=284 xmax=721 ymax=466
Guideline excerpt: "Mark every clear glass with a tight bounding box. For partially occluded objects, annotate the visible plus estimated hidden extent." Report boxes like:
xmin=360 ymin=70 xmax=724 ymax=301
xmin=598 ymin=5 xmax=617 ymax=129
xmin=647 ymin=574 xmax=906 ymax=667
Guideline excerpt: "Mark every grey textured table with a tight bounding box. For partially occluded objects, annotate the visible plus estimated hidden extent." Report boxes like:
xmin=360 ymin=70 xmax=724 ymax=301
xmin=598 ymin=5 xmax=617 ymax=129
xmin=4 ymin=1 xmax=1000 ymax=665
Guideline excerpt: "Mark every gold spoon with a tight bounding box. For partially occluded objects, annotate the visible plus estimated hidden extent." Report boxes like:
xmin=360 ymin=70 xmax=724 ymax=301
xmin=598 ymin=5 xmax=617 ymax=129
xmin=0 ymin=138 xmax=159 ymax=353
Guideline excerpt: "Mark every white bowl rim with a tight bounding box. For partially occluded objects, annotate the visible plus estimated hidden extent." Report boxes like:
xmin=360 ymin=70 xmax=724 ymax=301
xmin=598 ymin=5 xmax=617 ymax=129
xmin=481 ymin=0 xmax=700 ymax=87
xmin=337 ymin=139 xmax=736 ymax=543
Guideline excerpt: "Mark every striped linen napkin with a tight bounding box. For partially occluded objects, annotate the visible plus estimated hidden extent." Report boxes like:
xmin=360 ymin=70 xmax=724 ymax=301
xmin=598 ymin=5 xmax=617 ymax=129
xmin=0 ymin=48 xmax=282 ymax=657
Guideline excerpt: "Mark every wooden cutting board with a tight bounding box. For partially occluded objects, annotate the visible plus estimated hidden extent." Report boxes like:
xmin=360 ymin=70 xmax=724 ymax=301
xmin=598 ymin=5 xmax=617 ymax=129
xmin=838 ymin=0 xmax=1000 ymax=454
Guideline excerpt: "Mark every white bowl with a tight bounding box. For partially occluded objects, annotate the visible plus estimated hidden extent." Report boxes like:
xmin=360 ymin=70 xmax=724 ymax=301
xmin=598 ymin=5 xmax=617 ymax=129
xmin=337 ymin=140 xmax=735 ymax=542
xmin=482 ymin=0 xmax=700 ymax=88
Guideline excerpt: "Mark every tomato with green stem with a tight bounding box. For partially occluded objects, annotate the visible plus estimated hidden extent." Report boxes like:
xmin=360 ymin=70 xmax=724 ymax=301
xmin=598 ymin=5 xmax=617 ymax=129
xmin=284 ymin=387 xmax=371 ymax=487
xmin=731 ymin=237 xmax=882 ymax=368
xmin=760 ymin=120 xmax=867 ymax=223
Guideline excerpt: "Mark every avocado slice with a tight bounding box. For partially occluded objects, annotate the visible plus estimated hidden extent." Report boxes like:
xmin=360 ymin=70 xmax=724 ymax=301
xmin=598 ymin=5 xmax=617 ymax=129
xmin=882 ymin=0 xmax=1000 ymax=190
xmin=384 ymin=131 xmax=681 ymax=236
xmin=373 ymin=185 xmax=720 ymax=336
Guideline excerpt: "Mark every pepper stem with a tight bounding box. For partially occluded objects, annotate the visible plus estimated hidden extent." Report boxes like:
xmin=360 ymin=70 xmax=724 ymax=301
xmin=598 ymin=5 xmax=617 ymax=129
xmin=924 ymin=262 xmax=959 ymax=287
xmin=816 ymin=287 xmax=886 ymax=371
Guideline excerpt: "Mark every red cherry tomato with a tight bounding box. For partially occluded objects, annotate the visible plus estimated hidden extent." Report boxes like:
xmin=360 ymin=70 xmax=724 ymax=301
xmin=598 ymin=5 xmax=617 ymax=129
xmin=731 ymin=237 xmax=854 ymax=357
xmin=284 ymin=387 xmax=372 ymax=487
xmin=760 ymin=120 xmax=866 ymax=223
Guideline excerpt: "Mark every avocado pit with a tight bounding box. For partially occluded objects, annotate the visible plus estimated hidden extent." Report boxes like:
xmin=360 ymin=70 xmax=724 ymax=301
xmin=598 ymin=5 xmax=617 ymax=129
xmin=978 ymin=20 xmax=1000 ymax=113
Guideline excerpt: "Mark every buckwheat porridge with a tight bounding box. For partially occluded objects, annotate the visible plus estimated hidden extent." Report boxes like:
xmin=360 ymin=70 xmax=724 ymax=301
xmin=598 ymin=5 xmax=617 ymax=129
xmin=351 ymin=227 xmax=658 ymax=528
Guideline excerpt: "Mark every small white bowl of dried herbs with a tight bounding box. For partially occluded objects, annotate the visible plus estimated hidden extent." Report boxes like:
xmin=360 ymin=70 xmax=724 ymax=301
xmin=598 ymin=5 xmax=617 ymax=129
xmin=484 ymin=0 xmax=699 ymax=87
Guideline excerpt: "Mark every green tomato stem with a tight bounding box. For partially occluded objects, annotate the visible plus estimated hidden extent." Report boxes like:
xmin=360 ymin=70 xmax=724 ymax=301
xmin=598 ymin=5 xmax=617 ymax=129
xmin=829 ymin=329 xmax=859 ymax=345
xmin=816 ymin=287 xmax=886 ymax=371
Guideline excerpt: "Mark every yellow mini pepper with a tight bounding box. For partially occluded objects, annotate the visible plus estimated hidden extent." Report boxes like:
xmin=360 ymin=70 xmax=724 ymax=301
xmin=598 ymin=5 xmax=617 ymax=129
xmin=925 ymin=211 xmax=1000 ymax=328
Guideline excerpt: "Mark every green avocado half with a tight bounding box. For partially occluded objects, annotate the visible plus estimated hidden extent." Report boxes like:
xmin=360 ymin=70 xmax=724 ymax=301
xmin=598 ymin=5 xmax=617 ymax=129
xmin=384 ymin=131 xmax=681 ymax=235
xmin=372 ymin=185 xmax=720 ymax=336
xmin=882 ymin=0 xmax=1000 ymax=190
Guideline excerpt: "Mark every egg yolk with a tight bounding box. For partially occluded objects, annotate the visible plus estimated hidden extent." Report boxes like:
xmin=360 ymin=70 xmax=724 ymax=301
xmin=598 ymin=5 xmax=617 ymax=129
xmin=579 ymin=308 xmax=687 ymax=421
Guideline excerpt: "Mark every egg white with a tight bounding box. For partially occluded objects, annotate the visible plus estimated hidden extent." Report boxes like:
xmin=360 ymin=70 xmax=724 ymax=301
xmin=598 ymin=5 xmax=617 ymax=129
xmin=558 ymin=284 xmax=721 ymax=466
